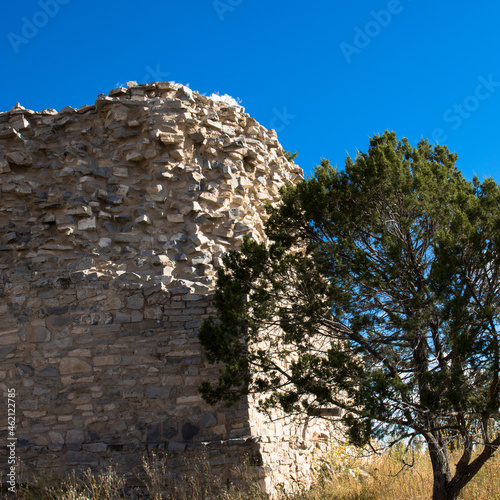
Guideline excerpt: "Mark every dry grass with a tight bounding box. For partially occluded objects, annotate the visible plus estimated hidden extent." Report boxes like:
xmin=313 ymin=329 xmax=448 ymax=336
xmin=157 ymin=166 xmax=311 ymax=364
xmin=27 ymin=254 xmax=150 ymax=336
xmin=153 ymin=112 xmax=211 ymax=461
xmin=0 ymin=465 xmax=127 ymax=500
xmin=295 ymin=441 xmax=500 ymax=500
xmin=1 ymin=445 xmax=499 ymax=499
xmin=0 ymin=453 xmax=268 ymax=500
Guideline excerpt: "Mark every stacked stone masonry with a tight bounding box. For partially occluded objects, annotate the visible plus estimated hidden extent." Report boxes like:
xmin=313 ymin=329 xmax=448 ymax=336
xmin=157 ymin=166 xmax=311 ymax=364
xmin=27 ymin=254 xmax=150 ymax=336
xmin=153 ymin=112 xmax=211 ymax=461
xmin=0 ymin=82 xmax=335 ymax=493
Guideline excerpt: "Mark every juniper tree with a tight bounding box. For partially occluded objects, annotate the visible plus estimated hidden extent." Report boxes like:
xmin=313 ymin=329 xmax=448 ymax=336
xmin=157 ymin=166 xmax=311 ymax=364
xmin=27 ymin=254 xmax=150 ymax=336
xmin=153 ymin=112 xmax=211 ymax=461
xmin=199 ymin=131 xmax=500 ymax=500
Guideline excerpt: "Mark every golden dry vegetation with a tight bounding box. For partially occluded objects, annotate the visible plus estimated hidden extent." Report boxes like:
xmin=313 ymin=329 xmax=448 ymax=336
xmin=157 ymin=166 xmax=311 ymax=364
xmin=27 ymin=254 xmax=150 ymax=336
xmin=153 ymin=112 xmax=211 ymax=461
xmin=1 ymin=445 xmax=499 ymax=500
xmin=297 ymin=442 xmax=500 ymax=500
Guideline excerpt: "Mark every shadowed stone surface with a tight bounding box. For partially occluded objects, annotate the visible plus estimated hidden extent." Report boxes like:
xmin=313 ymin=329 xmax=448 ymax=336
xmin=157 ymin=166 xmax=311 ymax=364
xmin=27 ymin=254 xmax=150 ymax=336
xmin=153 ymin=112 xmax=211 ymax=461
xmin=0 ymin=82 xmax=335 ymax=493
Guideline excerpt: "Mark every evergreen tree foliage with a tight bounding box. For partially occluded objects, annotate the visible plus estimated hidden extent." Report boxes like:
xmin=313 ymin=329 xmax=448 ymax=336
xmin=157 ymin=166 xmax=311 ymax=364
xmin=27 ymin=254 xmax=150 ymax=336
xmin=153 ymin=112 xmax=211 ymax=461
xmin=282 ymin=149 xmax=298 ymax=162
xmin=199 ymin=131 xmax=500 ymax=500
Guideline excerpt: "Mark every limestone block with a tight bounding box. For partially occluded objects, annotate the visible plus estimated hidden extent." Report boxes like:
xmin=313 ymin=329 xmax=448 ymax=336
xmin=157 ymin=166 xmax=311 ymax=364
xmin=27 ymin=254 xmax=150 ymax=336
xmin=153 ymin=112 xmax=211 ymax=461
xmin=0 ymin=329 xmax=20 ymax=346
xmin=131 ymin=311 xmax=144 ymax=322
xmin=169 ymin=149 xmax=184 ymax=161
xmin=176 ymin=394 xmax=205 ymax=406
xmin=83 ymin=443 xmax=108 ymax=453
xmin=70 ymin=205 xmax=93 ymax=217
xmin=151 ymin=254 xmax=170 ymax=266
xmin=117 ymin=185 xmax=130 ymax=197
xmin=205 ymin=119 xmax=222 ymax=131
xmin=204 ymin=146 xmax=218 ymax=157
xmin=176 ymin=85 xmax=194 ymax=101
xmin=199 ymin=412 xmax=218 ymax=428
xmin=144 ymin=148 xmax=157 ymax=160
xmin=126 ymin=295 xmax=144 ymax=310
xmin=222 ymin=125 xmax=236 ymax=136
xmin=29 ymin=326 xmax=51 ymax=343
xmin=238 ymin=176 xmax=254 ymax=188
xmin=126 ymin=151 xmax=144 ymax=162
xmin=134 ymin=215 xmax=151 ymax=224
xmin=234 ymin=222 xmax=251 ymax=233
xmin=107 ymin=194 xmax=124 ymax=205
xmin=256 ymin=191 xmax=271 ymax=201
xmin=0 ymin=158 xmax=10 ymax=173
xmin=1 ymin=182 xmax=16 ymax=193
xmin=0 ymin=124 xmax=16 ymax=138
xmin=68 ymin=349 xmax=92 ymax=358
xmin=10 ymin=115 xmax=30 ymax=130
xmin=166 ymin=213 xmax=184 ymax=223
xmin=93 ymin=166 xmax=111 ymax=178
xmin=192 ymin=253 xmax=211 ymax=266
xmin=19 ymin=399 xmax=39 ymax=410
xmin=157 ymin=132 xmax=184 ymax=145
xmin=189 ymin=233 xmax=209 ymax=247
xmin=16 ymin=184 xmax=33 ymax=195
xmin=99 ymin=238 xmax=112 ymax=247
xmin=199 ymin=192 xmax=224 ymax=206
xmin=115 ymin=311 xmax=131 ymax=323
xmin=59 ymin=358 xmax=92 ymax=375
xmin=38 ymin=366 xmax=59 ymax=377
xmin=78 ymin=217 xmax=97 ymax=230
xmin=227 ymin=208 xmax=239 ymax=219
xmin=48 ymin=431 xmax=65 ymax=445
xmin=180 ymin=201 xmax=202 ymax=215
xmin=33 ymin=435 xmax=50 ymax=446
xmin=188 ymin=131 xmax=205 ymax=144
xmin=213 ymin=226 xmax=233 ymax=238
xmin=94 ymin=355 xmax=122 ymax=366
xmin=2 ymin=232 xmax=16 ymax=243
xmin=144 ymin=306 xmax=163 ymax=320
xmin=66 ymin=429 xmax=84 ymax=444
xmin=113 ymin=166 xmax=129 ymax=178
xmin=6 ymin=150 xmax=32 ymax=166
xmin=168 ymin=441 xmax=187 ymax=452
xmin=146 ymin=386 xmax=171 ymax=399
xmin=146 ymin=184 xmax=164 ymax=195
xmin=223 ymin=138 xmax=246 ymax=152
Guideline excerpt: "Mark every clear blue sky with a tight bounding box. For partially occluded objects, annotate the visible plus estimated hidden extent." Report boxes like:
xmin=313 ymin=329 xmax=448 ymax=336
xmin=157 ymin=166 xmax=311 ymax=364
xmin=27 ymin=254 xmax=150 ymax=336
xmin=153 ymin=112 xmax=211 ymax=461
xmin=1 ymin=0 xmax=500 ymax=181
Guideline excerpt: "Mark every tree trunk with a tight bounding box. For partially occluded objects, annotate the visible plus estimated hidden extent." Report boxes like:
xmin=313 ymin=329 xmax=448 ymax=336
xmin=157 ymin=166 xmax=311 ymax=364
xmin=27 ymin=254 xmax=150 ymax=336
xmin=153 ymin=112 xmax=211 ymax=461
xmin=425 ymin=432 xmax=500 ymax=499
xmin=425 ymin=432 xmax=454 ymax=500
xmin=445 ymin=434 xmax=500 ymax=500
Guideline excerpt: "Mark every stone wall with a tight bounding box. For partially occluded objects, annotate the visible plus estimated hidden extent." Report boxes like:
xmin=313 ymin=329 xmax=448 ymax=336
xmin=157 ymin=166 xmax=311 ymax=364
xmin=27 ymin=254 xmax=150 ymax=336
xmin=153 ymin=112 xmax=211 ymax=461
xmin=0 ymin=82 xmax=334 ymax=493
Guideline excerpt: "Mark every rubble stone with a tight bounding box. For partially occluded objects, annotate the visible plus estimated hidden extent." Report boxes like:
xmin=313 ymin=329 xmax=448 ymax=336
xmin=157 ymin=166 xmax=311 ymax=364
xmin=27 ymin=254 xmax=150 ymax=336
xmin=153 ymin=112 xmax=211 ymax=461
xmin=0 ymin=82 xmax=332 ymax=494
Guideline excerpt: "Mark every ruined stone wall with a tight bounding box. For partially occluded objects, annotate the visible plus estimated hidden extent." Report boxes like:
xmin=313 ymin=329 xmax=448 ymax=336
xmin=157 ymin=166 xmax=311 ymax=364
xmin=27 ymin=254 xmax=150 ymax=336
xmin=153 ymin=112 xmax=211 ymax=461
xmin=0 ymin=82 xmax=333 ymax=492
